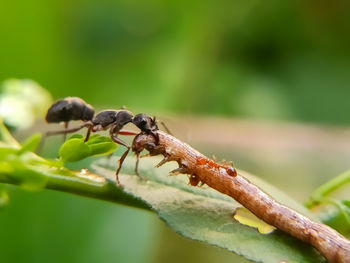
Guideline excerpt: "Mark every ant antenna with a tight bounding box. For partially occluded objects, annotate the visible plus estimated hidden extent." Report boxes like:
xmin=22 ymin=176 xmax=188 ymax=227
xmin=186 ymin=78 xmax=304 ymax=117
xmin=160 ymin=121 xmax=173 ymax=136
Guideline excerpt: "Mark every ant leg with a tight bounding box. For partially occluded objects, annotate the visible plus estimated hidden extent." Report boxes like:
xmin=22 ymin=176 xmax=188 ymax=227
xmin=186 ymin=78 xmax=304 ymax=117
xmin=160 ymin=121 xmax=173 ymax=136
xmin=46 ymin=123 xmax=90 ymax=137
xmin=134 ymin=153 xmax=140 ymax=176
xmin=39 ymin=123 xmax=89 ymax=154
xmin=110 ymin=133 xmax=130 ymax=185
xmin=151 ymin=131 xmax=159 ymax=144
xmin=63 ymin=122 xmax=69 ymax=142
xmin=103 ymin=130 xmax=138 ymax=161
xmin=109 ymin=128 xmax=140 ymax=181
xmin=152 ymin=116 xmax=173 ymax=135
xmin=118 ymin=130 xmax=138 ymax=136
xmin=84 ymin=122 xmax=93 ymax=142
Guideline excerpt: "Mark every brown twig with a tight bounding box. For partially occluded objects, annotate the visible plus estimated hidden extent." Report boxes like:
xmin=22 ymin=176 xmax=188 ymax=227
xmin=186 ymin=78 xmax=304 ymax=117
xmin=132 ymin=131 xmax=350 ymax=263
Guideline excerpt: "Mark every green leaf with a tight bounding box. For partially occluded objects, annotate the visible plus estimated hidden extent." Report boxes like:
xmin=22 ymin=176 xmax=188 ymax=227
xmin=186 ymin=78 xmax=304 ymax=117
xmin=0 ymin=119 xmax=20 ymax=147
xmin=305 ymin=169 xmax=350 ymax=236
xmin=306 ymin=170 xmax=350 ymax=208
xmin=0 ymin=185 xmax=9 ymax=209
xmin=68 ymin=134 xmax=84 ymax=140
xmin=0 ymin=156 xmax=48 ymax=191
xmin=312 ymin=200 xmax=350 ymax=238
xmin=336 ymin=200 xmax=350 ymax=225
xmin=59 ymin=134 xmax=118 ymax=162
xmin=0 ymin=147 xmax=19 ymax=160
xmin=89 ymin=141 xmax=118 ymax=156
xmin=59 ymin=138 xmax=92 ymax=162
xmin=91 ymin=156 xmax=324 ymax=263
xmin=85 ymin=134 xmax=104 ymax=143
xmin=42 ymin=158 xmax=64 ymax=168
xmin=344 ymin=200 xmax=350 ymax=207
xmin=19 ymin=133 xmax=42 ymax=153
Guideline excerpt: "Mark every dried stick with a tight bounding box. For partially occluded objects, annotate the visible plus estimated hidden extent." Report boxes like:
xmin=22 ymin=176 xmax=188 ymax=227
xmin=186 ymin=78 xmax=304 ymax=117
xmin=132 ymin=131 xmax=350 ymax=263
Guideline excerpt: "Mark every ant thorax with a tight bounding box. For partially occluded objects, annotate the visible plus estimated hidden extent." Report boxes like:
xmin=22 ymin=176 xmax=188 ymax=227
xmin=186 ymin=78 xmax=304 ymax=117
xmin=92 ymin=110 xmax=133 ymax=131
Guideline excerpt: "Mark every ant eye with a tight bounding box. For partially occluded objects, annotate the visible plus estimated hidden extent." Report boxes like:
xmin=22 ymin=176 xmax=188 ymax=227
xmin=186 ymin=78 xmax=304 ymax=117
xmin=140 ymin=119 xmax=147 ymax=125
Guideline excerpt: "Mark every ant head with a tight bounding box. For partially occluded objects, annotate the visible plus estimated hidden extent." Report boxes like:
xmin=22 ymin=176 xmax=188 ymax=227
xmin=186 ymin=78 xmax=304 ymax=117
xmin=132 ymin=113 xmax=158 ymax=133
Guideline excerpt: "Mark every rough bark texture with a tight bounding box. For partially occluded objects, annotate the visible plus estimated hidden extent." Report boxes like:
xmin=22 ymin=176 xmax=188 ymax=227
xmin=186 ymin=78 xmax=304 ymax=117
xmin=132 ymin=131 xmax=350 ymax=263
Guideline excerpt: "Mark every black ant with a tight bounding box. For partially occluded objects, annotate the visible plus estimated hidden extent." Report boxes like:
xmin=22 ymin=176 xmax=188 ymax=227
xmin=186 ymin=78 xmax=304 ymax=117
xmin=45 ymin=97 xmax=159 ymax=183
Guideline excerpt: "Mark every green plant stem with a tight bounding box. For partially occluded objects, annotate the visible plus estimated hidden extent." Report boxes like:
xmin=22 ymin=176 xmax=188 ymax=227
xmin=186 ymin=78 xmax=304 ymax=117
xmin=0 ymin=121 xmax=150 ymax=211
xmin=322 ymin=197 xmax=350 ymax=226
xmin=306 ymin=170 xmax=350 ymax=208
xmin=0 ymin=172 xmax=150 ymax=210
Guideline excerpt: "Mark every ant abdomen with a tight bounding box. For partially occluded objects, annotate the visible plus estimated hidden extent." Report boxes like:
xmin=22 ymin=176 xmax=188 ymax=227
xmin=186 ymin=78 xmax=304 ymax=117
xmin=46 ymin=97 xmax=94 ymax=123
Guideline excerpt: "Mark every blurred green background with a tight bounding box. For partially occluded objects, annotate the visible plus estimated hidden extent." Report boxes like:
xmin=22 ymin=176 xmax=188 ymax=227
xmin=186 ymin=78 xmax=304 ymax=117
xmin=2 ymin=0 xmax=350 ymax=124
xmin=1 ymin=0 xmax=350 ymax=262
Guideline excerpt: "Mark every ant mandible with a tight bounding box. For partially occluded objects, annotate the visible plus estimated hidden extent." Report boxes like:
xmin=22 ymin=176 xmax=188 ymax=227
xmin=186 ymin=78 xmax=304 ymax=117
xmin=45 ymin=97 xmax=159 ymax=183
